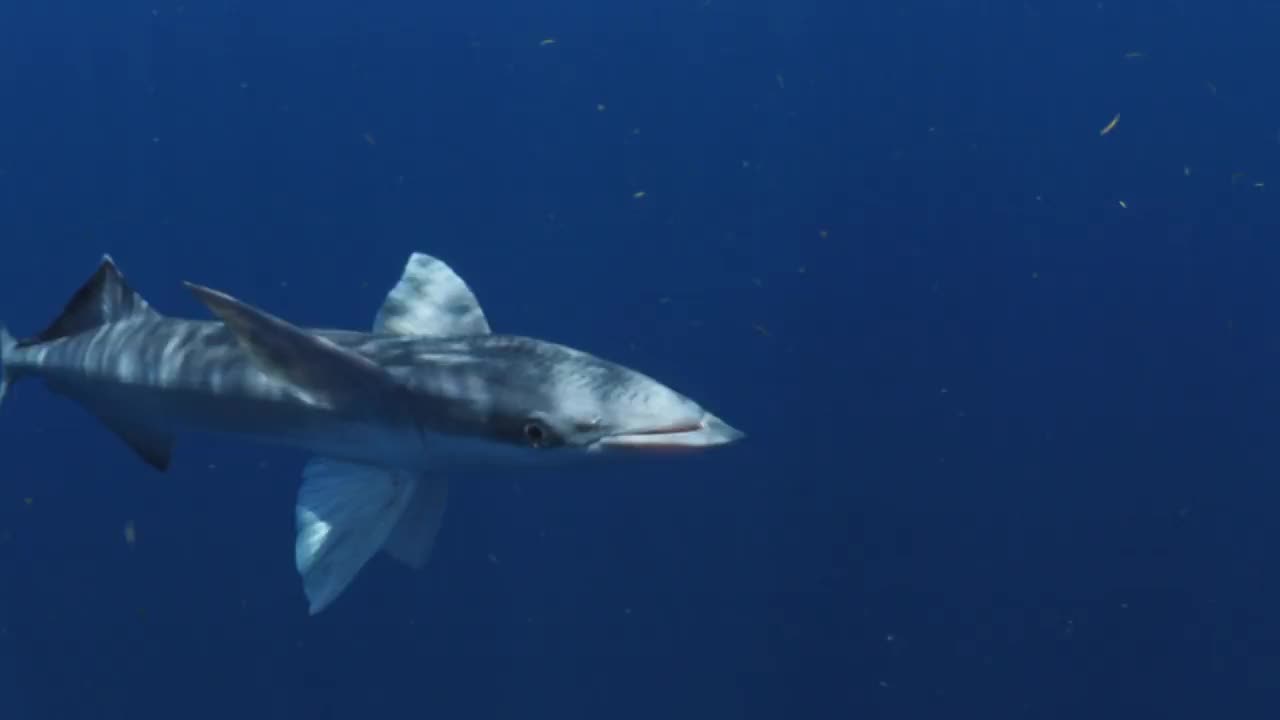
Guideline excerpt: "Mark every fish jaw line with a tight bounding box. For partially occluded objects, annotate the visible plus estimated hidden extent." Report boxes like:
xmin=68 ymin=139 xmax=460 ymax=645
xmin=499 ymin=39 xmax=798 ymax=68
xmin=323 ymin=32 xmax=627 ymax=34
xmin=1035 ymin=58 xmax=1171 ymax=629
xmin=592 ymin=412 xmax=745 ymax=453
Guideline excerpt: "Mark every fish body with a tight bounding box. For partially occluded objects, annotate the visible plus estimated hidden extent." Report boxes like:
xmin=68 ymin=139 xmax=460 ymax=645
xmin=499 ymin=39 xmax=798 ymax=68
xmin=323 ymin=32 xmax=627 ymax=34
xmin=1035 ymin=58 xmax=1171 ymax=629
xmin=0 ymin=253 xmax=743 ymax=613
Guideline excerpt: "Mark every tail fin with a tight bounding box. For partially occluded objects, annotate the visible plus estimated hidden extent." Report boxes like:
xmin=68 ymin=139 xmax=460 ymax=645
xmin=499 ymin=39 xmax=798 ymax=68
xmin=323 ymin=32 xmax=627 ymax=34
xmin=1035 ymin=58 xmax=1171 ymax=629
xmin=1 ymin=255 xmax=156 ymax=412
xmin=0 ymin=325 xmax=14 ymax=410
xmin=27 ymin=255 xmax=158 ymax=346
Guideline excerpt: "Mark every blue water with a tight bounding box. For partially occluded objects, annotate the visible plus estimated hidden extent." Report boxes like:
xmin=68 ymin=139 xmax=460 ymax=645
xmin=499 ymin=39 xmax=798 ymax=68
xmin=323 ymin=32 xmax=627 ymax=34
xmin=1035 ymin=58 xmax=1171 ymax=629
xmin=3 ymin=1 xmax=1280 ymax=718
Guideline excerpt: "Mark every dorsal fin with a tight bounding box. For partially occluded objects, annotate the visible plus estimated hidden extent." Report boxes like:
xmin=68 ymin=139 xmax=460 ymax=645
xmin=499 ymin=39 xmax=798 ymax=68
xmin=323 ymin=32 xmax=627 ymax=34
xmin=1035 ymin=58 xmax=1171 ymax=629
xmin=22 ymin=255 xmax=159 ymax=347
xmin=373 ymin=252 xmax=491 ymax=337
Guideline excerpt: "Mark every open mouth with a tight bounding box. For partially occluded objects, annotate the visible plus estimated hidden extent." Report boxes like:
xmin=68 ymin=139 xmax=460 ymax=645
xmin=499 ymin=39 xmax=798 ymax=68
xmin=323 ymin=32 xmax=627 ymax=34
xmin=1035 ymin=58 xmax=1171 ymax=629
xmin=597 ymin=413 xmax=745 ymax=451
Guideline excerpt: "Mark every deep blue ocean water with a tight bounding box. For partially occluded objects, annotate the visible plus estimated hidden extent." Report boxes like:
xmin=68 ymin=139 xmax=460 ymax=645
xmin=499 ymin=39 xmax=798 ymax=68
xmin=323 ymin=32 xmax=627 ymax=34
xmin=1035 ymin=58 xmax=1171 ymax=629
xmin=2 ymin=1 xmax=1280 ymax=718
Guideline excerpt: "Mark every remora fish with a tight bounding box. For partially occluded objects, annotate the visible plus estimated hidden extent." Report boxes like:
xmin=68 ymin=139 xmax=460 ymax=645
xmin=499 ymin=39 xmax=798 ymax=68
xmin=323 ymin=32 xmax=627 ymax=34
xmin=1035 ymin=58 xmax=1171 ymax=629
xmin=0 ymin=253 xmax=743 ymax=613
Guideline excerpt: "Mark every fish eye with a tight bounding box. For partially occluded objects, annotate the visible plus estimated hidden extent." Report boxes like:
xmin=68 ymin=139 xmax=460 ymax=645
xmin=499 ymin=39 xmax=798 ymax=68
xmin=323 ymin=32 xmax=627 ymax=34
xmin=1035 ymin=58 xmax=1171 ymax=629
xmin=523 ymin=420 xmax=550 ymax=448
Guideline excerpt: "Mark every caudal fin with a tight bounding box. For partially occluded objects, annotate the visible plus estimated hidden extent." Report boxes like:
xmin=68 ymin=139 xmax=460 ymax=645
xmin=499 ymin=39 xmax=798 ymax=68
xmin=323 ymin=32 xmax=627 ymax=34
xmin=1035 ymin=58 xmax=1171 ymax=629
xmin=2 ymin=257 xmax=171 ymax=467
xmin=0 ymin=325 xmax=14 ymax=410
xmin=28 ymin=255 xmax=158 ymax=346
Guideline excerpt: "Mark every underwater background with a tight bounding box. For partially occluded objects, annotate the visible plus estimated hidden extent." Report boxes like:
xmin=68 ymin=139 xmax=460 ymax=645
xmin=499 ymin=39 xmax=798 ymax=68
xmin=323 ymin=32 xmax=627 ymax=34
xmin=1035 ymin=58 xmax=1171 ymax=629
xmin=3 ymin=0 xmax=1280 ymax=718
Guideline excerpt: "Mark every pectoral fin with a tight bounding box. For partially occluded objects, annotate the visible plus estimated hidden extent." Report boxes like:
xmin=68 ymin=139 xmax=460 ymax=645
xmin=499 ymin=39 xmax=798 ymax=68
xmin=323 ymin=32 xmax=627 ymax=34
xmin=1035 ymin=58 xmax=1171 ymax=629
xmin=185 ymin=282 xmax=398 ymax=409
xmin=383 ymin=474 xmax=448 ymax=569
xmin=294 ymin=458 xmax=419 ymax=614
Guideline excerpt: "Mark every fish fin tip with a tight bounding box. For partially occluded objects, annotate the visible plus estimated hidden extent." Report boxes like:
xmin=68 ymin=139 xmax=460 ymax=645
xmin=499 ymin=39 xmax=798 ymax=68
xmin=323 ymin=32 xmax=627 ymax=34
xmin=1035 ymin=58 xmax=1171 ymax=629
xmin=99 ymin=414 xmax=174 ymax=470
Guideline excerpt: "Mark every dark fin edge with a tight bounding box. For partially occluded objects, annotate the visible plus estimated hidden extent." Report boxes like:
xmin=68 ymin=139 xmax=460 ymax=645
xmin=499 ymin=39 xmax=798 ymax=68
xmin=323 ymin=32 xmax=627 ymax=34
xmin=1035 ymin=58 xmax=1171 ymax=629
xmin=19 ymin=255 xmax=158 ymax=348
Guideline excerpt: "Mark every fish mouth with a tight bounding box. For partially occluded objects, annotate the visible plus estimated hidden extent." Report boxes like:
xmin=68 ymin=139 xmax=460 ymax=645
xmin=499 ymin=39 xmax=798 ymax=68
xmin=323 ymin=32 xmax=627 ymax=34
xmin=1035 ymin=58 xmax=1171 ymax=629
xmin=595 ymin=413 xmax=745 ymax=452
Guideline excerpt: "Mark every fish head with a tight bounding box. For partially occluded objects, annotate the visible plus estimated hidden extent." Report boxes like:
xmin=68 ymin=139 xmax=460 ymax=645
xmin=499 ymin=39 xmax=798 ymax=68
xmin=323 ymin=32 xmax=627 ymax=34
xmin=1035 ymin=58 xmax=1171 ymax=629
xmin=398 ymin=336 xmax=744 ymax=467
xmin=521 ymin=345 xmax=745 ymax=457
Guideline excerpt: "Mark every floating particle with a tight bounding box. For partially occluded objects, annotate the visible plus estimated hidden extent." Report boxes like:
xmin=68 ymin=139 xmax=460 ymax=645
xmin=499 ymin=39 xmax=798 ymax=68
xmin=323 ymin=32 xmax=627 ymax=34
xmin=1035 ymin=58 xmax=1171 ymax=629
xmin=632 ymin=190 xmax=646 ymax=199
xmin=362 ymin=132 xmax=377 ymax=146
xmin=596 ymin=103 xmax=606 ymax=112
xmin=239 ymin=80 xmax=249 ymax=89
xmin=123 ymin=521 xmax=136 ymax=547
xmin=22 ymin=498 xmax=32 ymax=508
xmin=487 ymin=553 xmax=500 ymax=565
xmin=539 ymin=38 xmax=557 ymax=47
xmin=1184 ymin=165 xmax=1192 ymax=176
xmin=1117 ymin=200 xmax=1128 ymax=209
xmin=775 ymin=73 xmax=785 ymax=89
xmin=1099 ymin=113 xmax=1121 ymax=136
xmin=1123 ymin=51 xmax=1146 ymax=60
xmin=753 ymin=323 xmax=771 ymax=337
xmin=818 ymin=228 xmax=830 ymax=239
